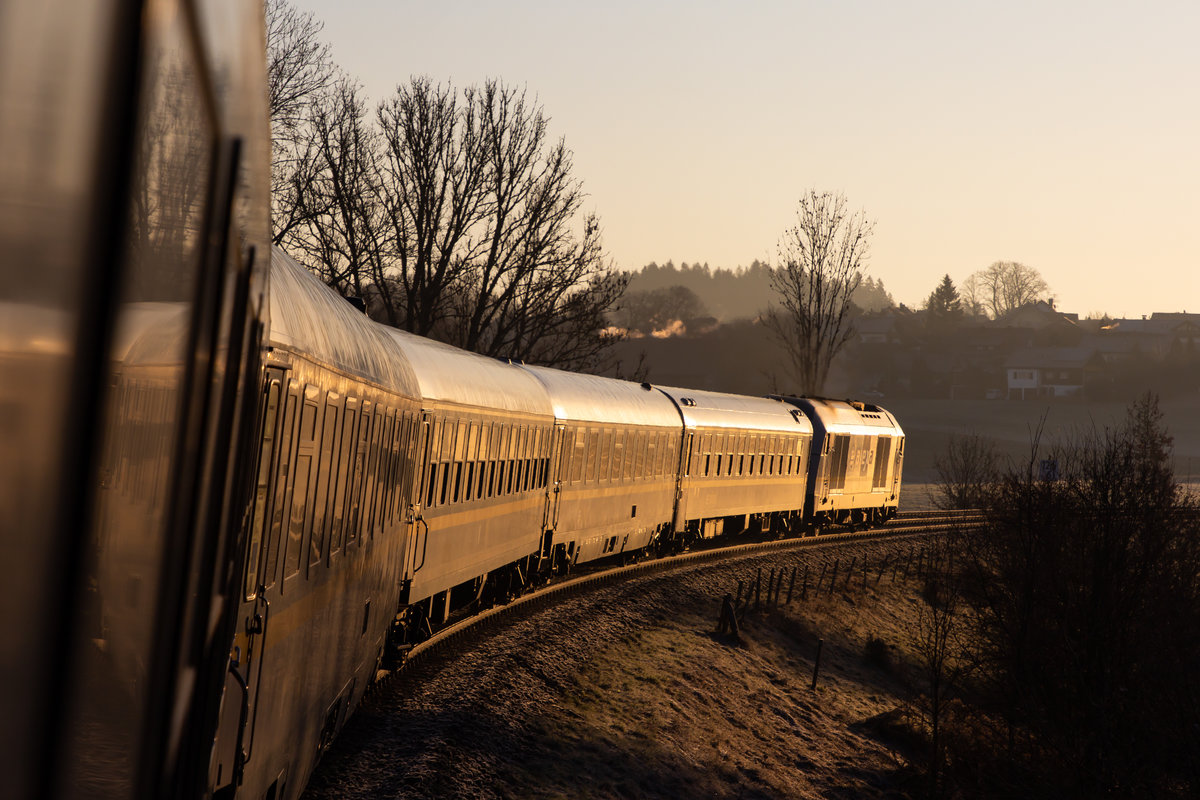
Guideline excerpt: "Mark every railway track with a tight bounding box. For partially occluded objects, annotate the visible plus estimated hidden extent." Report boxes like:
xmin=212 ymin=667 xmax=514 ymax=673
xmin=390 ymin=509 xmax=984 ymax=677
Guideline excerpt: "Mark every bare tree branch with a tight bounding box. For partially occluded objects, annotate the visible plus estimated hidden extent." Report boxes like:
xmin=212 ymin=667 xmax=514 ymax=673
xmin=765 ymin=190 xmax=872 ymax=395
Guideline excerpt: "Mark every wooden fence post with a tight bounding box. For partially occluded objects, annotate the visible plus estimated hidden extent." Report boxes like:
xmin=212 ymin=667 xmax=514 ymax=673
xmin=811 ymin=639 xmax=824 ymax=690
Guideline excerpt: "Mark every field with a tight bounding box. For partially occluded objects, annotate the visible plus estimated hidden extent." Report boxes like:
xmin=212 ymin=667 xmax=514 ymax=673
xmin=304 ymin=539 xmax=949 ymax=799
xmin=883 ymin=396 xmax=1200 ymax=486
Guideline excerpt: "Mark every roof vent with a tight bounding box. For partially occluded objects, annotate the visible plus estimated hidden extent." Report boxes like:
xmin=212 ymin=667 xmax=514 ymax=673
xmin=641 ymin=382 xmax=652 ymax=391
xmin=681 ymin=397 xmax=696 ymax=407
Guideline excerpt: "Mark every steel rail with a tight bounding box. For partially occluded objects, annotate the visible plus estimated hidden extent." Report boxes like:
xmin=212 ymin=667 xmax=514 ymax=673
xmin=386 ymin=509 xmax=984 ymax=677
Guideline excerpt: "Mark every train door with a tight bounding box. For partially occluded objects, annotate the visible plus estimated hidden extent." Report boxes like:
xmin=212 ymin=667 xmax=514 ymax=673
xmin=545 ymin=423 xmax=566 ymax=534
xmin=672 ymin=431 xmax=694 ymax=532
xmin=208 ymin=366 xmax=287 ymax=795
xmin=402 ymin=412 xmax=434 ymax=598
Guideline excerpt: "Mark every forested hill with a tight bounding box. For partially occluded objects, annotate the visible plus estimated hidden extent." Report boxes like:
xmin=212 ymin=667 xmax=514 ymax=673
xmin=625 ymin=261 xmax=775 ymax=321
xmin=625 ymin=261 xmax=893 ymax=322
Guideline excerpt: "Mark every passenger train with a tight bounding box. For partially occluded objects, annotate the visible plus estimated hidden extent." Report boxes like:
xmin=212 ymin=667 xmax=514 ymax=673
xmin=0 ymin=2 xmax=902 ymax=799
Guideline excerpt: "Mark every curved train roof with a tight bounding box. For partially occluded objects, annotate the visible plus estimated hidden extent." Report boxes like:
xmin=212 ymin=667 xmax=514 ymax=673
xmin=381 ymin=330 xmax=554 ymax=417
xmin=269 ymin=248 xmax=419 ymax=396
xmin=519 ymin=365 xmax=682 ymax=428
xmin=778 ymin=396 xmax=904 ymax=437
xmin=656 ymin=385 xmax=812 ymax=435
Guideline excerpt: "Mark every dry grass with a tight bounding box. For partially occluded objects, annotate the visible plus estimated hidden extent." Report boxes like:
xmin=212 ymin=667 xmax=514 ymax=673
xmin=513 ymin=567 xmax=937 ymax=799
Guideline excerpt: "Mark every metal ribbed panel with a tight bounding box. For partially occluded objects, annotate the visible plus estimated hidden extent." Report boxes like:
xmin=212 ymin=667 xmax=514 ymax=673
xmin=382 ymin=329 xmax=554 ymax=416
xmin=656 ymin=385 xmax=813 ymax=435
xmin=269 ymin=248 xmax=419 ymax=396
xmin=519 ymin=364 xmax=682 ymax=427
xmin=782 ymin=396 xmax=904 ymax=438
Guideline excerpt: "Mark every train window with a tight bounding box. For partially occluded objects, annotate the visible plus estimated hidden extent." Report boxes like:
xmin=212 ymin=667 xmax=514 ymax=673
xmin=465 ymin=462 xmax=475 ymax=501
xmin=360 ymin=409 xmax=380 ymax=537
xmin=373 ymin=411 xmax=394 ymax=535
xmin=595 ymin=432 xmax=605 ymax=482
xmin=622 ymin=434 xmax=634 ymax=481
xmin=331 ymin=405 xmax=357 ymax=555
xmin=830 ymin=436 xmax=849 ymax=491
xmin=581 ymin=431 xmax=594 ymax=483
xmin=264 ymin=391 xmax=298 ymax=589
xmin=566 ymin=431 xmax=580 ymax=484
xmin=873 ymin=436 xmax=891 ymax=488
xmin=422 ymin=420 xmax=436 ymax=507
xmin=286 ymin=452 xmax=311 ymax=580
xmin=245 ymin=380 xmax=281 ymax=598
xmin=453 ymin=420 xmax=466 ymax=462
xmin=389 ymin=415 xmax=407 ymax=522
xmin=311 ymin=403 xmax=338 ymax=568
xmin=286 ymin=400 xmax=318 ymax=580
xmin=347 ymin=407 xmax=372 ymax=546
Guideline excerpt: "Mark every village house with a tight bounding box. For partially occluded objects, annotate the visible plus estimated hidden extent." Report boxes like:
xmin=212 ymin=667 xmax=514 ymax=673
xmin=1004 ymin=347 xmax=1105 ymax=399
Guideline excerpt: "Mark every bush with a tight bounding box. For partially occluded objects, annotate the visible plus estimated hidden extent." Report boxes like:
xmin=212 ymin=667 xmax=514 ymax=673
xmin=864 ymin=635 xmax=890 ymax=670
xmin=962 ymin=393 xmax=1200 ymax=798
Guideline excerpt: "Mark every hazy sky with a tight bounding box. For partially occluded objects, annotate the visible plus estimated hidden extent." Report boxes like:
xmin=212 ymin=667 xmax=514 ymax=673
xmin=295 ymin=0 xmax=1197 ymax=316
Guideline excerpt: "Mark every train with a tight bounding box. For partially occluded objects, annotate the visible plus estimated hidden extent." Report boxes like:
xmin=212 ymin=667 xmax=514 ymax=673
xmin=0 ymin=2 xmax=902 ymax=800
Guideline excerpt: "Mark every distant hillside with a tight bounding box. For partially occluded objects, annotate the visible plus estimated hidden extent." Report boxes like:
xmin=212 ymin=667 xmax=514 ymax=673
xmin=625 ymin=261 xmax=894 ymax=322
xmin=626 ymin=261 xmax=775 ymax=322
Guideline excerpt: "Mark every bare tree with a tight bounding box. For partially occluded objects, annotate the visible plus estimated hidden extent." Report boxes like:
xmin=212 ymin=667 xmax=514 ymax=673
xmin=766 ymin=190 xmax=873 ymax=395
xmin=967 ymin=260 xmax=1050 ymax=319
xmin=933 ymin=433 xmax=999 ymax=510
xmin=375 ymin=78 xmax=626 ymax=371
xmin=275 ymin=80 xmax=387 ymax=300
xmin=265 ymin=0 xmax=339 ymax=245
xmin=264 ymin=0 xmax=336 ymax=137
xmin=914 ymin=537 xmax=969 ymax=800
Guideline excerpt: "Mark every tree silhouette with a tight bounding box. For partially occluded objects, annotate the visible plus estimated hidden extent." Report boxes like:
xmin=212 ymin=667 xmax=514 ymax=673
xmin=766 ymin=190 xmax=872 ymax=394
xmin=964 ymin=261 xmax=1050 ymax=319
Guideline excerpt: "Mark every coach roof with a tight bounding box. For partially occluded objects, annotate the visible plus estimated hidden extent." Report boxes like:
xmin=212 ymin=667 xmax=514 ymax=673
xmin=269 ymin=248 xmax=419 ymax=395
xmin=519 ymin=365 xmax=682 ymax=428
xmin=656 ymin=385 xmax=813 ymax=435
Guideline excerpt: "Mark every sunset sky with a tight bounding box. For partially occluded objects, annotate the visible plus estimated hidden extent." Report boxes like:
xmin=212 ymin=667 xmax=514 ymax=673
xmin=295 ymin=0 xmax=1198 ymax=317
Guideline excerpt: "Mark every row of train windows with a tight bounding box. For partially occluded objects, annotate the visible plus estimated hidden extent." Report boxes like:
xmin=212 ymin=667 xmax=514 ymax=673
xmin=692 ymin=433 xmax=807 ymax=479
xmin=697 ymin=449 xmax=804 ymax=479
xmin=244 ymin=379 xmax=414 ymax=597
xmin=824 ymin=434 xmax=895 ymax=491
xmin=562 ymin=427 xmax=677 ymax=485
xmin=423 ymin=418 xmax=552 ymax=508
xmin=425 ymin=456 xmax=550 ymax=507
